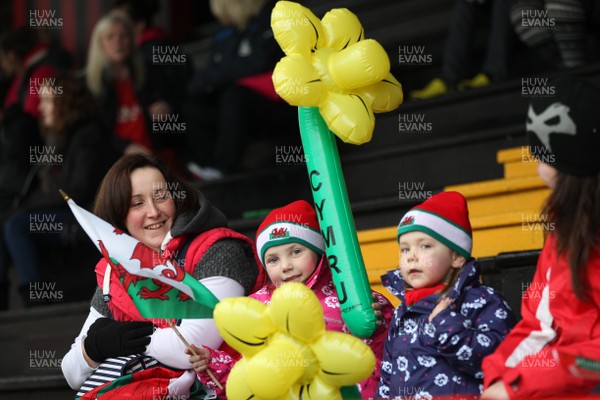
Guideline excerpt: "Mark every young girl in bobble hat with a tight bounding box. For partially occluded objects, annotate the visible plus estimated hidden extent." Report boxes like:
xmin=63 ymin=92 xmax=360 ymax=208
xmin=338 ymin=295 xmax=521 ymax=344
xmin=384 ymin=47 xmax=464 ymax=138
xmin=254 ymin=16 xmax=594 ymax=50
xmin=188 ymin=200 xmax=394 ymax=399
xmin=482 ymin=77 xmax=600 ymax=400
xmin=377 ymin=191 xmax=516 ymax=398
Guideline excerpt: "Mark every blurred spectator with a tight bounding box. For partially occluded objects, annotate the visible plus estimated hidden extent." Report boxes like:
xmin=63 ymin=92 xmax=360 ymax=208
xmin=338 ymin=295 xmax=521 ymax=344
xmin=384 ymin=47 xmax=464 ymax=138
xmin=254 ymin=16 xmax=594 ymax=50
xmin=111 ymin=0 xmax=170 ymax=63
xmin=86 ymin=11 xmax=185 ymax=179
xmin=411 ymin=0 xmax=514 ymax=100
xmin=0 ymin=27 xmax=62 ymax=309
xmin=184 ymin=0 xmax=297 ymax=180
xmin=509 ymin=0 xmax=599 ymax=69
xmin=1 ymin=76 xmax=116 ymax=309
xmin=0 ymin=27 xmax=61 ymax=119
xmin=85 ymin=12 xmax=153 ymax=156
xmin=110 ymin=0 xmax=192 ymax=175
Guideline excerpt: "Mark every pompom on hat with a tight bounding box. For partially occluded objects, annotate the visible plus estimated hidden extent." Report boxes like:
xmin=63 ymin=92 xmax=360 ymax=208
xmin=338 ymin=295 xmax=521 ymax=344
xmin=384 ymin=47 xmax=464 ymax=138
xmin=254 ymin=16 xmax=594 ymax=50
xmin=256 ymin=200 xmax=325 ymax=267
xmin=527 ymin=77 xmax=600 ymax=176
xmin=397 ymin=191 xmax=472 ymax=258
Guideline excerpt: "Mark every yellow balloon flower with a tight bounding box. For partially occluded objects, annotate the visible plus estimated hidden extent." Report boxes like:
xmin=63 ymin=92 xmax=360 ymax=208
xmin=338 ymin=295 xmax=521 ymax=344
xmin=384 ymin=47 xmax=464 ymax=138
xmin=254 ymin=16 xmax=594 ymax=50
xmin=271 ymin=1 xmax=403 ymax=144
xmin=213 ymin=283 xmax=376 ymax=400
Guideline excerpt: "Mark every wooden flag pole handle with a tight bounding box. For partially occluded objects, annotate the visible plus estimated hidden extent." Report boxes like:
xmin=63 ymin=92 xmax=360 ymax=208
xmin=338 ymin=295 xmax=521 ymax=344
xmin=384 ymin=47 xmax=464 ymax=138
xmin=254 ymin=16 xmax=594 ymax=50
xmin=166 ymin=320 xmax=224 ymax=390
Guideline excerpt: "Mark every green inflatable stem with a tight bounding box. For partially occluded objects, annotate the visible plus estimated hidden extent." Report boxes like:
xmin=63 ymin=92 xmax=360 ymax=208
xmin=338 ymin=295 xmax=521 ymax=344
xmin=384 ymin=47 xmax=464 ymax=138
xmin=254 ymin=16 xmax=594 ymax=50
xmin=298 ymin=106 xmax=377 ymax=338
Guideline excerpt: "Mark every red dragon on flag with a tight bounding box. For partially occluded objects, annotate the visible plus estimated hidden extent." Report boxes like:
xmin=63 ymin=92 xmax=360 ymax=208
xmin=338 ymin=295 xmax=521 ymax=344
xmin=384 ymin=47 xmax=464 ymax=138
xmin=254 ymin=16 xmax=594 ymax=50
xmin=61 ymin=190 xmax=219 ymax=319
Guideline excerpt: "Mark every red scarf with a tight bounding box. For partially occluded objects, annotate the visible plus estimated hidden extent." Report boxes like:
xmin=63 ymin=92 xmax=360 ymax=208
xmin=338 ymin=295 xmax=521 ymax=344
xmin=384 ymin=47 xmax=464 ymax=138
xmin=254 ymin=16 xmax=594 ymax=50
xmin=405 ymin=284 xmax=445 ymax=306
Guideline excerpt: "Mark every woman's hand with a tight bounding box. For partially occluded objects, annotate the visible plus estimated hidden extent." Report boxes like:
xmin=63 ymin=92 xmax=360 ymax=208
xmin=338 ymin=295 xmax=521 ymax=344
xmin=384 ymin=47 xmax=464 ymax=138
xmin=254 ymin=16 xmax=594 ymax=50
xmin=482 ymin=381 xmax=510 ymax=400
xmin=185 ymin=344 xmax=211 ymax=373
xmin=83 ymin=318 xmax=154 ymax=363
xmin=81 ymin=339 xmax=100 ymax=369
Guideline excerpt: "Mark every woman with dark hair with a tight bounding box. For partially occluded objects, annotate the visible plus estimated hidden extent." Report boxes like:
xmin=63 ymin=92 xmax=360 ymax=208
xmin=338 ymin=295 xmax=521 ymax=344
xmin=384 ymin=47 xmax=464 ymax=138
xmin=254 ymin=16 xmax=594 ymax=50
xmin=61 ymin=153 xmax=267 ymax=397
xmin=0 ymin=75 xmax=116 ymax=309
xmin=482 ymin=77 xmax=600 ymax=399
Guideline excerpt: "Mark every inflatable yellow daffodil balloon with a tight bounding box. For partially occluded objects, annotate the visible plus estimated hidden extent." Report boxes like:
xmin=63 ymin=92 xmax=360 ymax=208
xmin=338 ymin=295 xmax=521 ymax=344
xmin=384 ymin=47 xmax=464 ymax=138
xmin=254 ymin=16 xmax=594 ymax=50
xmin=214 ymin=283 xmax=375 ymax=400
xmin=271 ymin=1 xmax=402 ymax=145
xmin=271 ymin=1 xmax=402 ymax=339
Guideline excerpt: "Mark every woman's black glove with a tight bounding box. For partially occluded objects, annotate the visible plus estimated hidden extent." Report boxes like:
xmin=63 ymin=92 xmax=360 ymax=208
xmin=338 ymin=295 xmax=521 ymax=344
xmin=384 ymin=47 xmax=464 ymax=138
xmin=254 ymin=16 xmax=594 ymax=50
xmin=83 ymin=318 xmax=154 ymax=363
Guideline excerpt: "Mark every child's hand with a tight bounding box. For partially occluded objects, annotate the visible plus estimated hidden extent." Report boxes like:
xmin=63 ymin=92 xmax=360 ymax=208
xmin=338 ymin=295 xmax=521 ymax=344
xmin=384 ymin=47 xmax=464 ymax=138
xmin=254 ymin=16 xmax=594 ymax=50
xmin=185 ymin=344 xmax=211 ymax=373
xmin=481 ymin=381 xmax=510 ymax=400
xmin=372 ymin=292 xmax=383 ymax=326
xmin=428 ymin=297 xmax=452 ymax=322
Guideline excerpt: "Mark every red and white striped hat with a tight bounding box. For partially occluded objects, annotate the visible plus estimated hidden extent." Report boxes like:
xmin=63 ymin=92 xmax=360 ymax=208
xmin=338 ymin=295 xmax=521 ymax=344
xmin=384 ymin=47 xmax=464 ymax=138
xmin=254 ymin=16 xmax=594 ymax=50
xmin=397 ymin=191 xmax=472 ymax=258
xmin=256 ymin=200 xmax=325 ymax=267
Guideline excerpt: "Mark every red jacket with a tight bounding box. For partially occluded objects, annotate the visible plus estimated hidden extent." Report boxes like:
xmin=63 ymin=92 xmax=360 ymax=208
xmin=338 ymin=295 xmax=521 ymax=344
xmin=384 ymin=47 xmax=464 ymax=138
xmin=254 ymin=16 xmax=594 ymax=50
xmin=482 ymin=234 xmax=600 ymax=398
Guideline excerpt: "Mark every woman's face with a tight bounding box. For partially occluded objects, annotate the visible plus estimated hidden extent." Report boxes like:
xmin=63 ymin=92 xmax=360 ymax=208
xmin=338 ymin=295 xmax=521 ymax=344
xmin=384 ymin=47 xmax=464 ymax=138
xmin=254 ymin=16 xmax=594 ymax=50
xmin=38 ymin=87 xmax=55 ymax=127
xmin=100 ymin=21 xmax=131 ymax=64
xmin=125 ymin=166 xmax=176 ymax=252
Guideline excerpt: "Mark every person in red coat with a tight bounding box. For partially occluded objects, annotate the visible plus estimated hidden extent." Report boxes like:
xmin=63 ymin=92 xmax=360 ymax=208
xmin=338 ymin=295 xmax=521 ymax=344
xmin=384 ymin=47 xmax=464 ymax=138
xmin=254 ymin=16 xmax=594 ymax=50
xmin=482 ymin=77 xmax=600 ymax=399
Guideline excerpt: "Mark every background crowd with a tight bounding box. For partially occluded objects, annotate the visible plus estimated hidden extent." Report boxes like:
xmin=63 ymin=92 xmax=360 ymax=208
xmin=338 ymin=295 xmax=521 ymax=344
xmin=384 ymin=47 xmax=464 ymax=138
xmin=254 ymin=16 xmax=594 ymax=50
xmin=0 ymin=0 xmax=300 ymax=309
xmin=0 ymin=0 xmax=599 ymax=399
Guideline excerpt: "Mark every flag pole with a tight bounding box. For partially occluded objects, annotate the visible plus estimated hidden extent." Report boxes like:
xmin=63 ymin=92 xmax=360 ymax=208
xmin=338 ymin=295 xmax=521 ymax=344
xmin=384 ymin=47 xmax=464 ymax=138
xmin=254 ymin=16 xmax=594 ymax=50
xmin=167 ymin=317 xmax=224 ymax=390
xmin=59 ymin=189 xmax=70 ymax=201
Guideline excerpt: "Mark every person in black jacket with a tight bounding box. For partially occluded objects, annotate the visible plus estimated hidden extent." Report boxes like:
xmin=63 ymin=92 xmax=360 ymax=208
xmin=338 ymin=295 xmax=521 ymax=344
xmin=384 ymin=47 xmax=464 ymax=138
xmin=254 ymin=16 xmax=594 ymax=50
xmin=110 ymin=0 xmax=192 ymax=174
xmin=1 ymin=76 xmax=117 ymax=308
xmin=184 ymin=0 xmax=298 ymax=179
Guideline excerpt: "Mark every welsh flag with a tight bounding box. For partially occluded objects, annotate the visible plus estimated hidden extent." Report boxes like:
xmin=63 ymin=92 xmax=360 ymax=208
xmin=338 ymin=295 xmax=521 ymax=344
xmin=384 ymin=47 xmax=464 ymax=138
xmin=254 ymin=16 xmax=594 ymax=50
xmin=62 ymin=191 xmax=219 ymax=319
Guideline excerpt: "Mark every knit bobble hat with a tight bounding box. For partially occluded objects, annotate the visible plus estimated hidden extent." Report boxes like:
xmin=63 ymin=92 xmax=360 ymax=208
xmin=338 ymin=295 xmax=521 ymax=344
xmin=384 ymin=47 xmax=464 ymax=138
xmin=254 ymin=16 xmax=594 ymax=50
xmin=256 ymin=200 xmax=325 ymax=267
xmin=397 ymin=191 xmax=472 ymax=258
xmin=527 ymin=77 xmax=600 ymax=176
